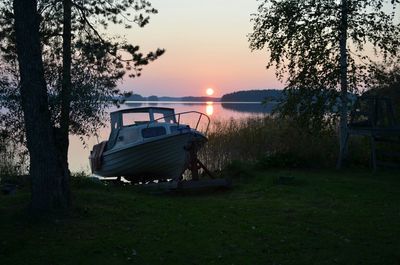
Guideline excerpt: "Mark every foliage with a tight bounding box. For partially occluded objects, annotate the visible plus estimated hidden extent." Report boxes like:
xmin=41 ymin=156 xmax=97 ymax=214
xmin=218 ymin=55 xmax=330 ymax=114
xmin=276 ymin=88 xmax=340 ymax=132
xmin=249 ymin=0 xmax=400 ymax=130
xmin=0 ymin=130 xmax=27 ymax=183
xmin=256 ymin=151 xmax=301 ymax=169
xmin=0 ymin=0 xmax=164 ymax=142
xmin=220 ymin=160 xmax=254 ymax=180
xmin=70 ymin=171 xmax=104 ymax=189
xmin=366 ymin=61 xmax=400 ymax=119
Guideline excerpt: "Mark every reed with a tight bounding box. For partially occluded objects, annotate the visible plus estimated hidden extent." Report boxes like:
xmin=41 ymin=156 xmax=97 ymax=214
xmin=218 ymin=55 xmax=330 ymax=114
xmin=199 ymin=117 xmax=271 ymax=170
xmin=199 ymin=116 xmax=370 ymax=171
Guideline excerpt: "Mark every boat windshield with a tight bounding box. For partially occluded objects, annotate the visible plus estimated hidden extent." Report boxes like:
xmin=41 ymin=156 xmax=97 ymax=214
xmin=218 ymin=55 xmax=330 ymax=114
xmin=122 ymin=112 xmax=150 ymax=126
xmin=117 ymin=108 xmax=177 ymax=127
xmin=153 ymin=112 xmax=176 ymax=124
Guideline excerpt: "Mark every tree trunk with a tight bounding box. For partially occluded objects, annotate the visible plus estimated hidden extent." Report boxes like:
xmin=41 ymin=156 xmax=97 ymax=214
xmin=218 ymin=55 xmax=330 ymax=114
xmin=337 ymin=0 xmax=349 ymax=169
xmin=53 ymin=0 xmax=73 ymax=206
xmin=13 ymin=0 xmax=68 ymax=212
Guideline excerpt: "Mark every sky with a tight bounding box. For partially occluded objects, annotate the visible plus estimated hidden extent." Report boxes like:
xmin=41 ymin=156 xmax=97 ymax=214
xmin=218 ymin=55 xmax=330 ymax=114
xmin=114 ymin=0 xmax=282 ymax=97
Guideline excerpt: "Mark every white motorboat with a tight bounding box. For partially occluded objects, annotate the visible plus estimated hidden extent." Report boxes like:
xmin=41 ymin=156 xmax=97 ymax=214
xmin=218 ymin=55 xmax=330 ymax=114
xmin=89 ymin=107 xmax=209 ymax=183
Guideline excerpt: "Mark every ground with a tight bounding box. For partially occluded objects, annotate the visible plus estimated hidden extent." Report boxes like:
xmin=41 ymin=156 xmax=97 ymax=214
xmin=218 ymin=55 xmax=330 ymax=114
xmin=0 ymin=169 xmax=399 ymax=264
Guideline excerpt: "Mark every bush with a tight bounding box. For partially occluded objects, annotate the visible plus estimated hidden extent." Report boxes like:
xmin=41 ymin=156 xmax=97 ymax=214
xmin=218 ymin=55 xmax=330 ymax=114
xmin=70 ymin=171 xmax=104 ymax=188
xmin=221 ymin=160 xmax=254 ymax=180
xmin=0 ymin=133 xmax=27 ymax=184
xmin=255 ymin=152 xmax=302 ymax=169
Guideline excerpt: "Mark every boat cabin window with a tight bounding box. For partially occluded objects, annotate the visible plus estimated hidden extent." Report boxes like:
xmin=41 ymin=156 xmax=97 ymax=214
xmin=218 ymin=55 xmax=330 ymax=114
xmin=153 ymin=111 xmax=176 ymax=123
xmin=122 ymin=112 xmax=150 ymax=126
xmin=142 ymin=127 xmax=167 ymax=138
xmin=154 ymin=113 xmax=174 ymax=123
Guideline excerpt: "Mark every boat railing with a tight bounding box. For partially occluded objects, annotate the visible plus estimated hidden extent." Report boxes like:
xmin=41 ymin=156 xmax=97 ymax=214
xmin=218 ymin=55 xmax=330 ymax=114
xmin=146 ymin=111 xmax=211 ymax=133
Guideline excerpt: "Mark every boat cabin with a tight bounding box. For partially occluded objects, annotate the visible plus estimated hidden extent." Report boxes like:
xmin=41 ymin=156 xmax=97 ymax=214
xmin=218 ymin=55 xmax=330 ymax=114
xmin=107 ymin=107 xmax=190 ymax=150
xmin=110 ymin=107 xmax=177 ymax=129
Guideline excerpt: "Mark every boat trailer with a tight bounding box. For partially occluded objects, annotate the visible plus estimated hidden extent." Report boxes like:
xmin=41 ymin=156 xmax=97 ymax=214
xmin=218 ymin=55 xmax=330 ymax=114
xmin=102 ymin=144 xmax=231 ymax=191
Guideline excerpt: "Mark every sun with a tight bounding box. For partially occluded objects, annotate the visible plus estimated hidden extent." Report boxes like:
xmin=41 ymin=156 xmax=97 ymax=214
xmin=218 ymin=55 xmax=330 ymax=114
xmin=206 ymin=88 xmax=214 ymax=96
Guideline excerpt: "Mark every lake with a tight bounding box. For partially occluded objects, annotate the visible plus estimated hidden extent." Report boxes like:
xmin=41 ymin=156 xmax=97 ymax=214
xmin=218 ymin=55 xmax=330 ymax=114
xmin=68 ymin=101 xmax=275 ymax=172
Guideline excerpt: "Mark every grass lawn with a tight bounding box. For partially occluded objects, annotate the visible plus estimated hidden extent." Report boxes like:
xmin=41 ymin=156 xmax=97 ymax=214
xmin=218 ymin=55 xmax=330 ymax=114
xmin=0 ymin=169 xmax=399 ymax=264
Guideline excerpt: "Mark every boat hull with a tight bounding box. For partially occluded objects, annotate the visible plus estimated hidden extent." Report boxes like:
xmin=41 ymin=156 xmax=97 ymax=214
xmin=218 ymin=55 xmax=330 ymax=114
xmin=94 ymin=131 xmax=206 ymax=181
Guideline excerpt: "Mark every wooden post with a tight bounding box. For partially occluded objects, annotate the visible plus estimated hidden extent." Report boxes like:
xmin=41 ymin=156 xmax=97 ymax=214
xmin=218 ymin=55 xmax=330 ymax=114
xmin=189 ymin=146 xmax=199 ymax=180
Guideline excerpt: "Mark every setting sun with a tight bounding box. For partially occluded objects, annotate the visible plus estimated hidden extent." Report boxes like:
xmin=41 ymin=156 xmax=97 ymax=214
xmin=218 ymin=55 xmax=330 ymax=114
xmin=206 ymin=88 xmax=214 ymax=96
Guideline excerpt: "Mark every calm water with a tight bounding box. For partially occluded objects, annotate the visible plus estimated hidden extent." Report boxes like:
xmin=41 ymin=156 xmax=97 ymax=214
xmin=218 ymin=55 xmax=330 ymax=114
xmin=68 ymin=101 xmax=275 ymax=172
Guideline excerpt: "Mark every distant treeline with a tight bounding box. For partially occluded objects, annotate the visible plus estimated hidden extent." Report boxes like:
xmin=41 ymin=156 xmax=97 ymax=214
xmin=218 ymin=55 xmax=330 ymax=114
xmin=220 ymin=89 xmax=283 ymax=102
xmin=124 ymin=89 xmax=284 ymax=102
xmin=124 ymin=94 xmax=220 ymax=102
xmin=125 ymin=94 xmax=159 ymax=101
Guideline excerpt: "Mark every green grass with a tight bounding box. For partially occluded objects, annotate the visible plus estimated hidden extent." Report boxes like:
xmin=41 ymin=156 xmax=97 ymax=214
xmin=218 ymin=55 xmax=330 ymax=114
xmin=0 ymin=170 xmax=399 ymax=265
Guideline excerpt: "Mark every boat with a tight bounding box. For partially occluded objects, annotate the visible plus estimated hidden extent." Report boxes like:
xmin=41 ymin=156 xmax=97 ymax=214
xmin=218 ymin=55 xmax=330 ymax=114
xmin=89 ymin=107 xmax=211 ymax=183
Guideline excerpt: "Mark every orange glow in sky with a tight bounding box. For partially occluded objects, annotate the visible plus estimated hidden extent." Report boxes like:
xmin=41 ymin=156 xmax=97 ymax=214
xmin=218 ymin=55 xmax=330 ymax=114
xmin=115 ymin=0 xmax=283 ymax=97
xmin=111 ymin=0 xmax=398 ymax=97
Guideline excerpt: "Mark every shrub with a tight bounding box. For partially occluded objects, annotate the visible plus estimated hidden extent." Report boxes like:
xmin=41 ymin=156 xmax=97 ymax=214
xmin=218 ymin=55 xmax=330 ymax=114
xmin=0 ymin=133 xmax=27 ymax=184
xmin=70 ymin=171 xmax=104 ymax=188
xmin=255 ymin=152 xmax=302 ymax=169
xmin=221 ymin=160 xmax=254 ymax=180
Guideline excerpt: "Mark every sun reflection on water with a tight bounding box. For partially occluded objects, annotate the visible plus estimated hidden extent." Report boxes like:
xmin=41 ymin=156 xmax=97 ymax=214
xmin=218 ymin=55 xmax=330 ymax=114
xmin=205 ymin=101 xmax=214 ymax=116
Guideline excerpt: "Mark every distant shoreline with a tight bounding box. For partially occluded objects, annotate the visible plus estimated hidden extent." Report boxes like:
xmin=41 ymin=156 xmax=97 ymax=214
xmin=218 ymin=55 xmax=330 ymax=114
xmin=123 ymin=89 xmax=283 ymax=103
xmin=124 ymin=101 xmax=270 ymax=104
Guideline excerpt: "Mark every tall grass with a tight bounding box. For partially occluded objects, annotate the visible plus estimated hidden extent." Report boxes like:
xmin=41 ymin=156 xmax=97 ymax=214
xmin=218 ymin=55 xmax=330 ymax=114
xmin=199 ymin=116 xmax=370 ymax=171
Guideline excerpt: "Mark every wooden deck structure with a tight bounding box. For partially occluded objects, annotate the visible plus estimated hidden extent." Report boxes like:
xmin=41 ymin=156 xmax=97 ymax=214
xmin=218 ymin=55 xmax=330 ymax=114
xmin=342 ymin=96 xmax=400 ymax=169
